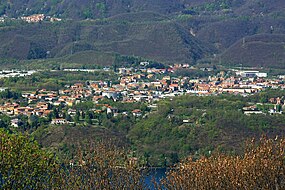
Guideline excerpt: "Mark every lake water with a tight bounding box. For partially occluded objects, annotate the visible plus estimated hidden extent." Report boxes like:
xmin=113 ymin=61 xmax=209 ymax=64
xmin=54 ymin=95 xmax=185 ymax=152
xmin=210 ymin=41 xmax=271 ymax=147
xmin=144 ymin=168 xmax=167 ymax=190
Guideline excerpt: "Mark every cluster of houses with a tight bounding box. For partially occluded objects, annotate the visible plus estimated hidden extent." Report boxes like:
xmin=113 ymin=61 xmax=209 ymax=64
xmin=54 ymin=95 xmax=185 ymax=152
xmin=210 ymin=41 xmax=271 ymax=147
xmin=21 ymin=14 xmax=45 ymax=23
xmin=113 ymin=66 xmax=283 ymax=99
xmin=0 ymin=80 xmax=147 ymax=126
xmin=2 ymin=64 xmax=285 ymax=127
xmin=21 ymin=14 xmax=62 ymax=23
xmin=0 ymin=14 xmax=62 ymax=24
xmin=0 ymin=102 xmax=52 ymax=117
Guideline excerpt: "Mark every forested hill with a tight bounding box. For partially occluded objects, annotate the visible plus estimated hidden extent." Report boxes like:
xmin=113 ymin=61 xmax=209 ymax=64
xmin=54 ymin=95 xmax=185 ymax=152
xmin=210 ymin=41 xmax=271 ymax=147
xmin=0 ymin=0 xmax=285 ymax=67
xmin=1 ymin=0 xmax=284 ymax=19
xmin=0 ymin=0 xmax=213 ymax=19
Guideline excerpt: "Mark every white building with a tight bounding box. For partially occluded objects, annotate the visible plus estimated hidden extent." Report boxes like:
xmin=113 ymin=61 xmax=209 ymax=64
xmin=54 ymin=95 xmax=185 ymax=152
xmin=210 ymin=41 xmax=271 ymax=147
xmin=51 ymin=118 xmax=68 ymax=125
xmin=102 ymin=91 xmax=120 ymax=100
xmin=11 ymin=119 xmax=19 ymax=127
xmin=236 ymin=71 xmax=267 ymax=78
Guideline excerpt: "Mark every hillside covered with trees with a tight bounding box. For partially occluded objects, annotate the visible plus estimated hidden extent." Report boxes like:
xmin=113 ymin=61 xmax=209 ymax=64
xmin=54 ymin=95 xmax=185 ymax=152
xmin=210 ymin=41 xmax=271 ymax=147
xmin=0 ymin=0 xmax=285 ymax=68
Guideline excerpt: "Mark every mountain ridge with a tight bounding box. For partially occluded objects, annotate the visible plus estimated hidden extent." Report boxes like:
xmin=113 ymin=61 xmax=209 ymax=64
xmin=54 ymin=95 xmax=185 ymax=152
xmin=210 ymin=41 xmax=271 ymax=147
xmin=0 ymin=0 xmax=285 ymax=68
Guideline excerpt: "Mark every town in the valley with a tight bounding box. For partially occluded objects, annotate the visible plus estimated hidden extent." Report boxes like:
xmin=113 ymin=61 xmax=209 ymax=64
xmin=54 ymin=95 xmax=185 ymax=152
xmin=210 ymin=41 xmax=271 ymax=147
xmin=1 ymin=63 xmax=285 ymax=127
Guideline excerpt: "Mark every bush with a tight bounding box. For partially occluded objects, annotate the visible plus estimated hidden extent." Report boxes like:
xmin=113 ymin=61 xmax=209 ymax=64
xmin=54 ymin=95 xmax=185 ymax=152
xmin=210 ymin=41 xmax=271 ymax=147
xmin=159 ymin=136 xmax=285 ymax=189
xmin=59 ymin=141 xmax=145 ymax=189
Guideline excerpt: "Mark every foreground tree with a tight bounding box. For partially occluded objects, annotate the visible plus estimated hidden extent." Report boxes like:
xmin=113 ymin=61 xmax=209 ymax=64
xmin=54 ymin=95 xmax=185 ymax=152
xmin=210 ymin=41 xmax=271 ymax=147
xmin=0 ymin=129 xmax=145 ymax=189
xmin=0 ymin=129 xmax=61 ymax=189
xmin=159 ymin=136 xmax=285 ymax=189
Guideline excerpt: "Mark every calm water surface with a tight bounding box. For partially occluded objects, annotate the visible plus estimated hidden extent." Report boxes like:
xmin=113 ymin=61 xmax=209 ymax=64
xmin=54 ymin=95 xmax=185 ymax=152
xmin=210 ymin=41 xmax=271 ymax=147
xmin=144 ymin=168 xmax=167 ymax=190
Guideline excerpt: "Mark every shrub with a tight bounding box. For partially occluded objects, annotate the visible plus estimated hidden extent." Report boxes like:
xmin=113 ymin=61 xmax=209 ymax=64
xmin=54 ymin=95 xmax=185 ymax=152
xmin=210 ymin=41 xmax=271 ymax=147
xmin=59 ymin=141 xmax=145 ymax=189
xmin=159 ymin=136 xmax=285 ymax=189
